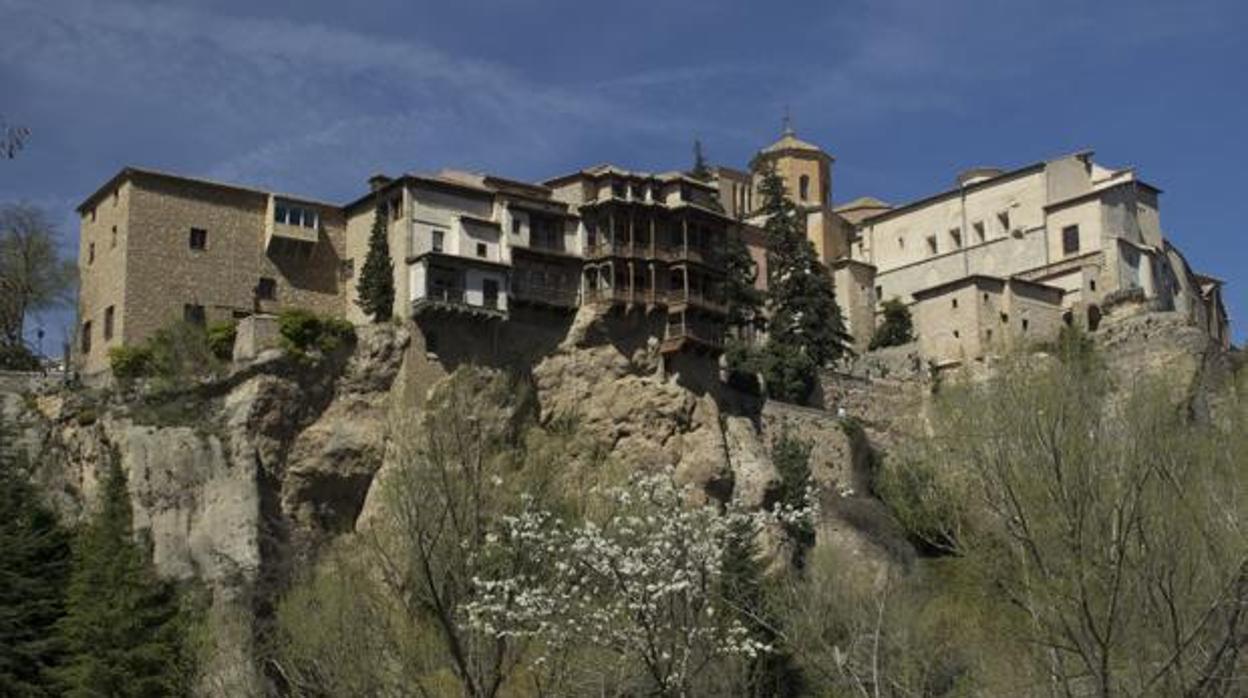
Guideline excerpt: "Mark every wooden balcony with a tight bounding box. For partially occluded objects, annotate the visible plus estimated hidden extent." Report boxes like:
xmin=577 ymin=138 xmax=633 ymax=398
xmin=412 ymin=287 xmax=506 ymax=320
xmin=512 ymin=281 xmax=578 ymax=308
xmin=660 ymin=315 xmax=725 ymax=354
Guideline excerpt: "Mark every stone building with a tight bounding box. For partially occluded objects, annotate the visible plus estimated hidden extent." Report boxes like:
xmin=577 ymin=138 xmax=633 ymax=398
xmin=75 ymin=167 xmax=346 ymax=374
xmin=73 ymin=129 xmax=1230 ymax=374
xmin=705 ymin=131 xmax=1230 ymax=365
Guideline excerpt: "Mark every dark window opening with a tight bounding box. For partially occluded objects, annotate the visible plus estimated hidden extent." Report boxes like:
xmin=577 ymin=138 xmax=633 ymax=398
xmin=952 ymin=298 xmax=958 ymax=309
xmin=1062 ymin=225 xmax=1080 ymax=255
xmin=953 ymin=330 xmax=960 ymax=339
xmin=476 ymin=242 xmax=488 ymax=258
xmin=483 ymin=279 xmax=500 ymax=308
xmin=88 ymin=242 xmax=95 ymax=264
xmin=81 ymin=321 xmax=92 ymax=354
xmin=799 ymin=175 xmax=810 ymax=201
xmin=1090 ymin=279 xmax=1097 ymax=292
xmin=189 ymin=227 xmax=207 ymax=251
xmin=183 ymin=304 xmax=206 ymax=326
xmin=103 ymin=306 xmax=114 ymax=341
xmin=257 ymin=277 xmax=277 ymax=301
xmin=1022 ymin=318 xmax=1030 ymax=332
xmin=111 ymin=226 xmax=118 ymax=248
xmin=431 ymin=230 xmax=445 ymax=253
xmin=512 ymin=218 xmax=522 ymax=234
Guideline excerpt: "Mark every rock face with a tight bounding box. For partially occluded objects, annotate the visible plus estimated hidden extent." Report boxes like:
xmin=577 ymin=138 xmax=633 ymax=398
xmin=6 ymin=307 xmax=1228 ymax=693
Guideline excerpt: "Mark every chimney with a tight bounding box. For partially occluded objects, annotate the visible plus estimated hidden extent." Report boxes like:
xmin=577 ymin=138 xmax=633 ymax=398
xmin=368 ymin=173 xmax=392 ymax=192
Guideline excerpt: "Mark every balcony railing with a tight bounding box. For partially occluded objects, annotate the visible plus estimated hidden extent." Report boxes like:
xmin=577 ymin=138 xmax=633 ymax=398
xmin=512 ymin=282 xmax=578 ymax=307
xmin=662 ymin=316 xmax=725 ymax=352
xmin=585 ymin=242 xmax=720 ymax=266
xmin=412 ymin=287 xmax=506 ymax=317
xmin=660 ymin=290 xmax=728 ymax=315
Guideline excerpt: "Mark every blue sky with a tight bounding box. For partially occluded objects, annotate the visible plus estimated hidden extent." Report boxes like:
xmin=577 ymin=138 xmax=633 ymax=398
xmin=3 ymin=0 xmax=1246 ymax=350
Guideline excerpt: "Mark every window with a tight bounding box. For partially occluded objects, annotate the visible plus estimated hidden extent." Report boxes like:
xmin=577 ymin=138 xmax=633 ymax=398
xmin=81 ymin=321 xmax=92 ymax=355
xmin=926 ymin=235 xmax=938 ymax=256
xmin=952 ymin=298 xmax=958 ymax=309
xmin=88 ymin=242 xmax=95 ymax=265
xmin=431 ymin=230 xmax=445 ymax=253
xmin=1090 ymin=279 xmax=1097 ymax=292
xmin=275 ymin=205 xmax=288 ymax=224
xmin=1000 ymin=312 xmax=1009 ymax=323
xmin=112 ymin=188 xmax=119 ymax=206
xmin=476 ymin=242 xmax=488 ymax=258
xmin=986 ymin=329 xmax=993 ymax=341
xmin=875 ymin=285 xmax=882 ymax=299
xmin=111 ymin=226 xmax=118 ymax=248
xmin=1022 ymin=318 xmax=1030 ymax=332
xmin=953 ymin=330 xmax=960 ymax=338
xmin=341 ymin=259 xmax=355 ymax=279
xmin=389 ymin=199 xmax=402 ymax=221
xmin=257 ymin=277 xmax=277 ymax=301
xmin=983 ymin=292 xmax=989 ymax=303
xmin=483 ymin=279 xmax=500 ymax=308
xmin=183 ymin=304 xmax=205 ymax=326
xmin=1062 ymin=225 xmax=1080 ymax=255
xmin=512 ymin=217 xmax=522 ymax=234
xmin=799 ymin=175 xmax=810 ymax=201
xmin=104 ymin=306 xmax=114 ymax=341
xmin=997 ymin=211 xmax=1010 ymax=234
xmin=949 ymin=227 xmax=962 ymax=249
xmin=612 ymin=181 xmax=626 ymax=199
xmin=973 ymin=221 xmax=985 ymax=243
xmin=898 ymin=237 xmax=905 ymax=250
xmin=90 ymin=209 xmax=96 ymax=223
xmin=189 ymin=227 xmax=207 ymax=251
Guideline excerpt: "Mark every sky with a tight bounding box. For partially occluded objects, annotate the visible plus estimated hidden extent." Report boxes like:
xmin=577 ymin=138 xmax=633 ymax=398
xmin=2 ymin=0 xmax=1247 ymax=351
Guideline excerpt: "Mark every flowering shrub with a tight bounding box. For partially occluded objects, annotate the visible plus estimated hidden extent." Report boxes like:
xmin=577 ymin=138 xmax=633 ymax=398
xmin=464 ymin=470 xmax=817 ymax=696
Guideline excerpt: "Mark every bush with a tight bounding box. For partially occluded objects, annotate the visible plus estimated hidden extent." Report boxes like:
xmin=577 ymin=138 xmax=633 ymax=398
xmin=108 ymin=345 xmax=154 ymax=380
xmin=278 ymin=309 xmax=356 ymax=355
xmin=760 ymin=342 xmax=817 ymax=404
xmin=0 ymin=342 xmax=41 ymax=371
xmin=869 ymin=298 xmax=914 ymax=350
xmin=205 ymin=321 xmax=237 ymax=361
xmin=723 ymin=339 xmax=763 ymax=395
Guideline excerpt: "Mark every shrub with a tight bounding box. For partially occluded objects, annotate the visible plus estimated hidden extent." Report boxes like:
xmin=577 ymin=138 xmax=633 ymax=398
xmin=278 ymin=309 xmax=356 ymax=355
xmin=869 ymin=298 xmax=914 ymax=350
xmin=147 ymin=322 xmax=221 ymax=388
xmin=205 ymin=321 xmax=237 ymax=361
xmin=108 ymin=345 xmax=154 ymax=380
xmin=0 ymin=342 xmax=40 ymax=371
xmin=760 ymin=342 xmax=817 ymax=404
xmin=723 ymin=339 xmax=763 ymax=395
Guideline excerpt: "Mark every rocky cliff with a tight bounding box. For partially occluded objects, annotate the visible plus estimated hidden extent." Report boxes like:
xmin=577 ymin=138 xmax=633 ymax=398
xmin=1 ymin=306 xmax=1234 ymax=693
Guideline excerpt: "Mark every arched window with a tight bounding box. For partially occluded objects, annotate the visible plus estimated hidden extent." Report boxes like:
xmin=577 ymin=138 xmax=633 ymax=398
xmin=799 ymin=175 xmax=810 ymax=201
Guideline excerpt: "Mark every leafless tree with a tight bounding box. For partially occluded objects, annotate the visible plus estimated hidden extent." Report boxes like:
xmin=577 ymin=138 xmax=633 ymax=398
xmin=0 ymin=203 xmax=75 ymax=349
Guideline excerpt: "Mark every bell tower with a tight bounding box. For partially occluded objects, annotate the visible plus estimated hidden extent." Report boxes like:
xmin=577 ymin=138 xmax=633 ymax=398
xmin=751 ymin=116 xmax=845 ymax=262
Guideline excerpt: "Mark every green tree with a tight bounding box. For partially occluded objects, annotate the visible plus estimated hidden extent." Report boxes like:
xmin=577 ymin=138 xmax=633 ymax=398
xmin=689 ymin=139 xmax=712 ymax=182
xmin=0 ymin=415 xmax=71 ymax=697
xmin=56 ymin=456 xmax=188 ymax=698
xmin=356 ymin=203 xmax=394 ymax=322
xmin=868 ymin=298 xmax=914 ymax=350
xmin=757 ymin=160 xmax=851 ymax=367
xmin=724 ymin=228 xmax=766 ymax=337
xmin=720 ymin=514 xmax=804 ymax=697
xmin=759 ymin=342 xmax=817 ymax=404
xmin=772 ymin=429 xmax=815 ymax=564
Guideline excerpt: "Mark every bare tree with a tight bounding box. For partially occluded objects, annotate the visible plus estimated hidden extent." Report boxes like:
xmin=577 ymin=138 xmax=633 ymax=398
xmin=883 ymin=354 xmax=1248 ymax=697
xmin=0 ymin=203 xmax=75 ymax=350
xmin=0 ymin=118 xmax=29 ymax=159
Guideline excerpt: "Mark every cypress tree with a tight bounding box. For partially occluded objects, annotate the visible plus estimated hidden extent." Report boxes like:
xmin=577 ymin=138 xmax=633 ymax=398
xmin=0 ymin=415 xmax=71 ymax=697
xmin=723 ymin=229 xmax=766 ymax=337
xmin=757 ymin=159 xmax=851 ymax=367
xmin=56 ymin=455 xmax=187 ymax=698
xmin=689 ymin=139 xmax=712 ymax=182
xmin=357 ymin=202 xmax=394 ymax=322
xmin=721 ymin=514 xmax=804 ymax=697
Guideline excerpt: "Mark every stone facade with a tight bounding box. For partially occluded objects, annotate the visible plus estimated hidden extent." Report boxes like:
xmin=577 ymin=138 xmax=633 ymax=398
xmin=75 ymin=168 xmax=347 ymax=374
xmin=75 ymin=131 xmax=1230 ymax=375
